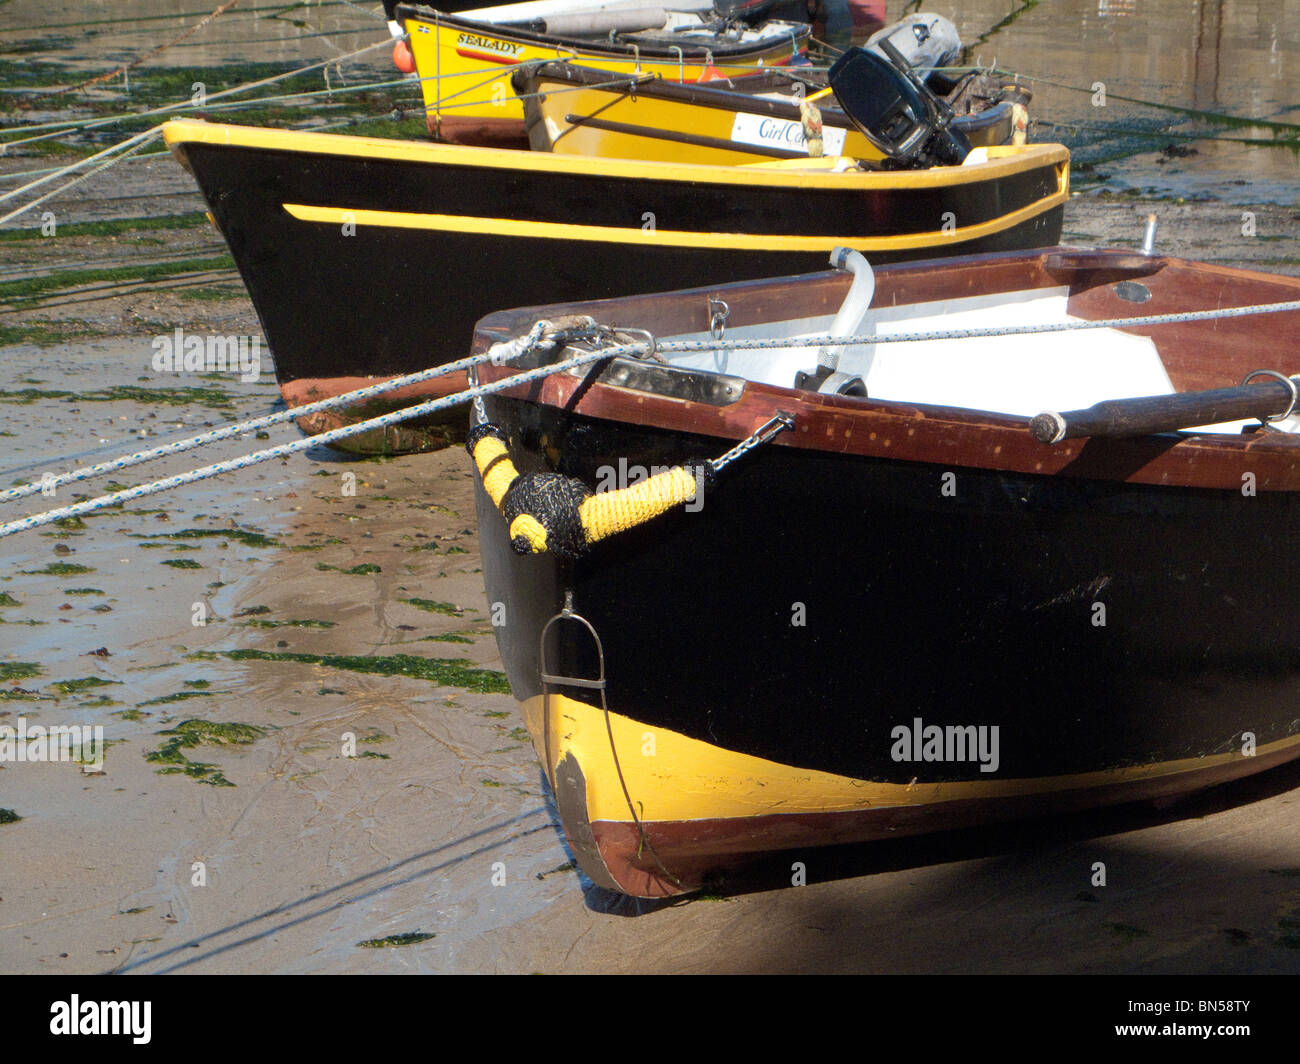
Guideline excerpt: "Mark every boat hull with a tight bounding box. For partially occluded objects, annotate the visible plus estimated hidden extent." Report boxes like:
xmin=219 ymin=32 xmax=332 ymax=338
xmin=163 ymin=120 xmax=1067 ymax=454
xmin=469 ymin=248 xmax=1300 ymax=895
xmin=475 ymin=399 xmax=1300 ymax=895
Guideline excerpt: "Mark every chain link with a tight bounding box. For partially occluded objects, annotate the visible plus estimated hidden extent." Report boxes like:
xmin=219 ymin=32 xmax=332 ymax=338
xmin=710 ymin=414 xmax=795 ymax=472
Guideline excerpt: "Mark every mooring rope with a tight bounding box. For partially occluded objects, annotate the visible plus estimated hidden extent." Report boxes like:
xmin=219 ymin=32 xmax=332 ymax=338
xmin=0 ymin=127 xmax=163 ymax=205
xmin=0 ymin=324 xmax=601 ymax=538
xmin=623 ymin=298 xmax=1300 ymax=355
xmin=50 ymin=0 xmax=245 ymax=98
xmin=0 ymin=36 xmax=394 ymax=147
xmin=0 ymin=317 xmax=592 ymax=505
xmin=0 ymin=132 xmax=164 ymax=226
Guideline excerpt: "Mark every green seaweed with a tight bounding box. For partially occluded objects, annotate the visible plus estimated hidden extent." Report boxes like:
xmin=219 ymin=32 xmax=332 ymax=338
xmin=143 ymin=718 xmax=268 ymax=787
xmin=21 ymin=562 xmax=93 ymax=575
xmin=0 ymin=254 xmax=236 ymax=309
xmin=180 ymin=286 xmax=246 ymax=302
xmin=0 ymin=212 xmax=208 ymax=243
xmin=316 ymin=563 xmax=381 ymax=574
xmin=401 ymin=598 xmax=463 ymax=616
xmin=0 ymin=384 xmax=235 ymax=410
xmin=50 ymin=676 xmax=119 ymax=694
xmin=77 ymin=695 xmax=121 ymax=708
xmin=141 ymin=528 xmax=279 ymax=549
xmin=357 ymin=931 xmax=435 ymax=948
xmin=0 ymin=808 xmax=21 ymax=825
xmin=0 ymin=592 xmax=18 ymax=607
xmin=188 ymin=649 xmax=509 ymax=694
xmin=0 ymin=321 xmax=110 ymax=347
xmin=160 ymin=558 xmax=203 ymax=569
xmin=241 ymin=618 xmax=336 ymax=629
xmin=62 ymin=588 xmax=104 ymax=596
xmin=137 ymin=691 xmax=214 ymax=706
xmin=0 ymin=662 xmax=42 ymax=682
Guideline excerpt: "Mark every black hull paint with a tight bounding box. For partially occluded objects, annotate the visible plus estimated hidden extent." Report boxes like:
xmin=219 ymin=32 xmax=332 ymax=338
xmin=173 ymin=138 xmax=1063 ymax=387
xmin=478 ymin=398 xmax=1300 ymax=785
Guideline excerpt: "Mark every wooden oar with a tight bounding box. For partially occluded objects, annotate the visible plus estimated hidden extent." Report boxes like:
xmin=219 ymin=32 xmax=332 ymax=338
xmin=1030 ymin=375 xmax=1298 ymax=444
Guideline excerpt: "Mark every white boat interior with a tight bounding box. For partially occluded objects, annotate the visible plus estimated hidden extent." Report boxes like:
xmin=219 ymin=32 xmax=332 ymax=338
xmin=661 ymin=251 xmax=1297 ymax=434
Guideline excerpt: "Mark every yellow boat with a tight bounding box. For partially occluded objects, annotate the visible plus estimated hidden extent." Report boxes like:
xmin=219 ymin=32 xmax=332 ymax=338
xmin=516 ymin=61 xmax=1031 ymax=166
xmin=389 ymin=2 xmax=810 ymax=146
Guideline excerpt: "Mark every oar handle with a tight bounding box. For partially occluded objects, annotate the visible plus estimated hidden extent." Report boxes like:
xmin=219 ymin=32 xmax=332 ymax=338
xmin=1030 ymin=376 xmax=1298 ymax=444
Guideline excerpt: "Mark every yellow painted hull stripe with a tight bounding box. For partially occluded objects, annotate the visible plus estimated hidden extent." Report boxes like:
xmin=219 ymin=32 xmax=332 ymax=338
xmin=405 ymin=14 xmax=805 ymax=123
xmin=522 ymin=691 xmax=1300 ymax=824
xmin=283 ymin=193 xmax=1066 ymax=252
xmin=162 ymin=119 xmax=1069 ymax=192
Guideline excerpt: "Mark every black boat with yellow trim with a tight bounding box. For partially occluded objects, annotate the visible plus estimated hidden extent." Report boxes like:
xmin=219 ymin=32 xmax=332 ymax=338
xmin=467 ymin=245 xmax=1300 ymax=896
xmin=162 ymin=118 xmax=1067 ymax=453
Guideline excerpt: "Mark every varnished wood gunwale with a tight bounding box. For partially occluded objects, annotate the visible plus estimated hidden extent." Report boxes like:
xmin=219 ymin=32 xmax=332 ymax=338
xmin=472 ymin=247 xmax=1300 ymax=492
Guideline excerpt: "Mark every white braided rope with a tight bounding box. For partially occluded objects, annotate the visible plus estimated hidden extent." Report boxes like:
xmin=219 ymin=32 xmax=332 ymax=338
xmin=1 ymin=319 xmax=579 ymax=504
xmin=0 ymin=337 xmax=603 ymax=538
xmin=640 ymin=298 xmax=1300 ymax=354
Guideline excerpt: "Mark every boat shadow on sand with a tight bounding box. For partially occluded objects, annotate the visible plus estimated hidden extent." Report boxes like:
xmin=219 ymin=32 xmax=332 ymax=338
xmin=110 ymin=809 xmax=559 ymax=975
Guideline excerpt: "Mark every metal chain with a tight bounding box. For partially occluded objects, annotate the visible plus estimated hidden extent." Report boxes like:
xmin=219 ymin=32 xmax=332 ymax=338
xmin=709 ymin=414 xmax=795 ymax=471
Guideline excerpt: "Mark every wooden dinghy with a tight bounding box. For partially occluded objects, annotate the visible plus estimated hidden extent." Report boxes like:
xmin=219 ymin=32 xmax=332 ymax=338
xmin=162 ymin=118 xmax=1066 ymax=454
xmin=465 ymin=246 xmax=1300 ymax=896
xmin=516 ymin=61 xmax=1029 ymax=165
xmin=387 ymin=0 xmax=810 ymax=147
xmin=513 ymin=11 xmax=1021 ymax=166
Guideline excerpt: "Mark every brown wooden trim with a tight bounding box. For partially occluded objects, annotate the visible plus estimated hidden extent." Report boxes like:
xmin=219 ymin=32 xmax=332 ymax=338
xmin=473 ymin=248 xmax=1300 ymax=492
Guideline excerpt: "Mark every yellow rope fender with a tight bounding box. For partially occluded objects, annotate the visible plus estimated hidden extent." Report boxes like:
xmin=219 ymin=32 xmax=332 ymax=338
xmin=466 ymin=422 xmax=713 ymax=559
xmin=799 ymin=97 xmax=824 ymax=159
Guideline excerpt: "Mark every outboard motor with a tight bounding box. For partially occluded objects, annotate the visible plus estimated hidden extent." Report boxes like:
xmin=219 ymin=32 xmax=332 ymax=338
xmin=828 ymin=39 xmax=972 ymax=167
xmin=865 ymin=13 xmax=962 ymax=86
